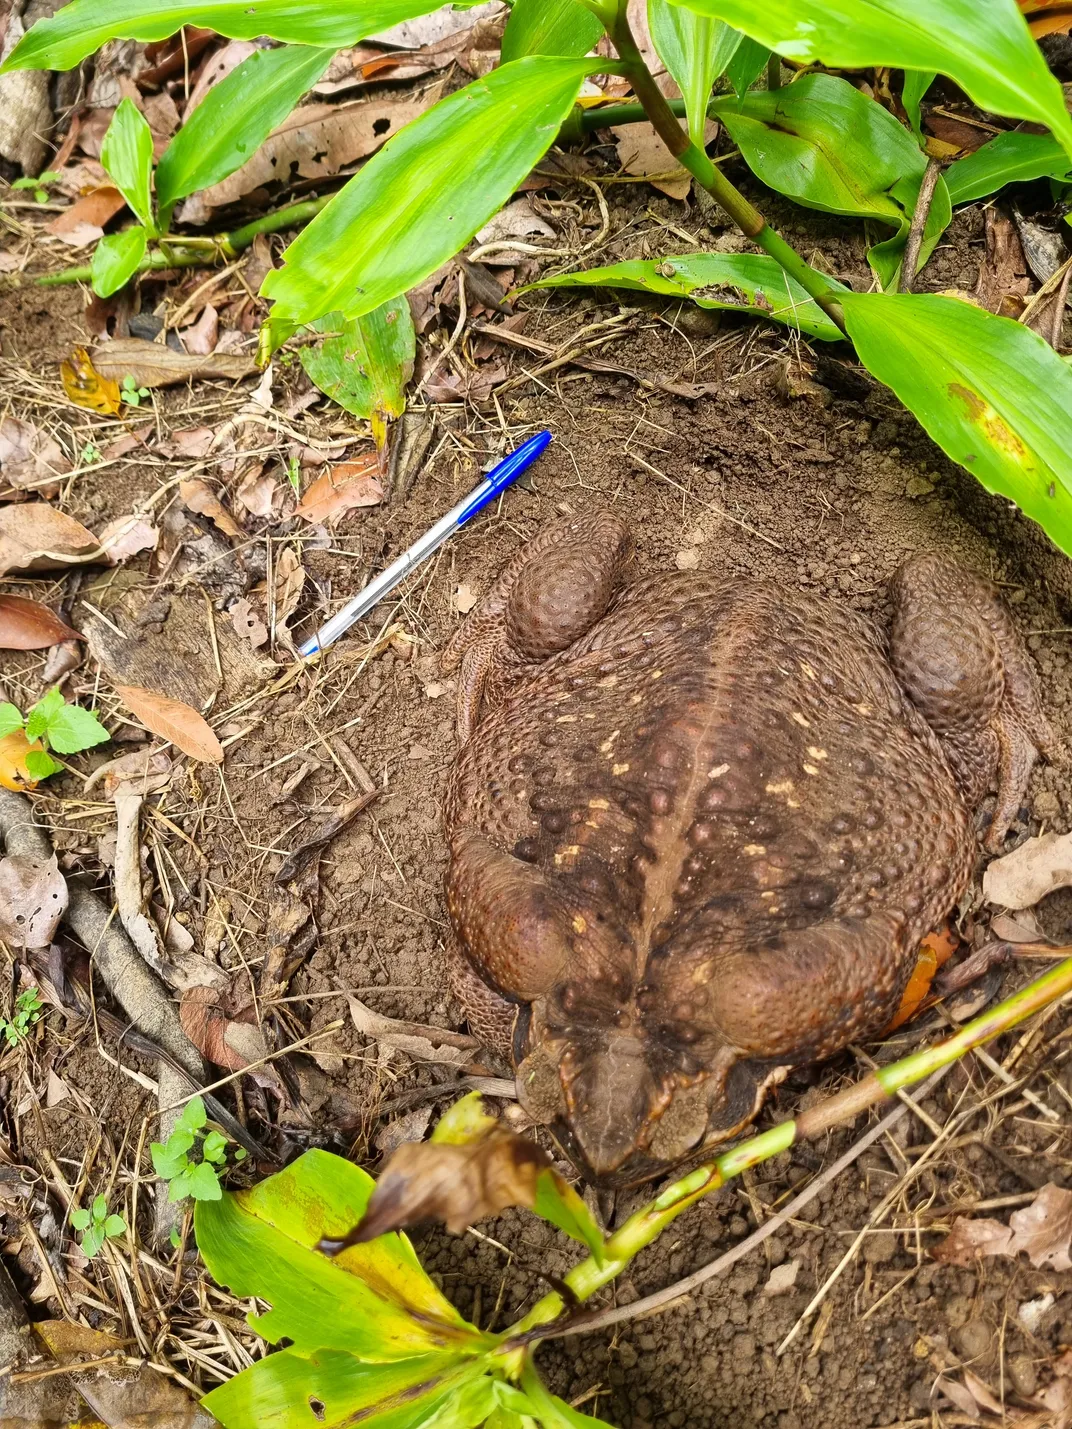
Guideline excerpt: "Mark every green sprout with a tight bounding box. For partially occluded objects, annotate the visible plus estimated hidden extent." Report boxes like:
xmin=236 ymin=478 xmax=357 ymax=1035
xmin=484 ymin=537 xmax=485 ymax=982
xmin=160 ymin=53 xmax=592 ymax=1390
xmin=150 ymin=1095 xmax=246 ymax=1204
xmin=120 ymin=374 xmax=151 ymax=407
xmin=0 ymin=688 xmax=110 ymax=781
xmin=70 ymin=1195 xmax=126 ymax=1259
xmin=286 ymin=454 xmax=301 ymax=495
xmin=11 ymin=169 xmax=60 ymax=204
xmin=79 ymin=440 xmax=102 ymax=465
xmin=0 ymin=989 xmax=42 ymax=1047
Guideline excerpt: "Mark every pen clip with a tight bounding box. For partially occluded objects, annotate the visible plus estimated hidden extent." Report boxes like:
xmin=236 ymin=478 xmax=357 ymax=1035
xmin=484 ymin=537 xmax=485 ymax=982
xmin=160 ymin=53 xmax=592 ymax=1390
xmin=457 ymin=430 xmax=552 ymax=526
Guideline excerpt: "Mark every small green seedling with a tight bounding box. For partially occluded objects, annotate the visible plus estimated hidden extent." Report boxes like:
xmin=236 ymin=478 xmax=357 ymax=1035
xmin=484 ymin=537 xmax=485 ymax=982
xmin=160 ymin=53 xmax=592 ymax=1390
xmin=120 ymin=374 xmax=150 ymax=408
xmin=0 ymin=989 xmax=42 ymax=1047
xmin=79 ymin=440 xmax=102 ymax=465
xmin=150 ymin=1095 xmax=245 ymax=1204
xmin=286 ymin=454 xmax=301 ymax=496
xmin=0 ymin=688 xmax=110 ymax=780
xmin=70 ymin=1195 xmax=126 ymax=1259
xmin=11 ymin=169 xmax=60 ymax=204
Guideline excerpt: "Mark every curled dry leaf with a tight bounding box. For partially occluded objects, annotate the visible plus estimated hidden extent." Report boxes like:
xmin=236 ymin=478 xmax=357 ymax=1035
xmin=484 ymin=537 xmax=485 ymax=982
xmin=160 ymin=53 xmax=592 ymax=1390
xmin=90 ymin=337 xmax=257 ymax=388
xmin=933 ymin=1183 xmax=1072 ymax=1271
xmin=347 ymin=994 xmax=477 ymax=1067
xmin=60 ymin=348 xmax=122 ymax=416
xmin=45 ymin=184 xmax=125 ymax=248
xmin=341 ymin=1126 xmax=550 ymax=1241
xmin=983 ymin=830 xmax=1072 ymax=909
xmin=0 ymin=503 xmax=98 ymax=579
xmin=167 ymin=425 xmax=215 ymax=459
xmin=0 ymin=853 xmax=68 ymax=949
xmin=272 ymin=545 xmax=305 ymax=643
xmin=180 ymin=984 xmax=267 ymax=1072
xmin=235 ymin=465 xmax=278 ymax=519
xmin=84 ymin=748 xmax=172 ymax=801
xmin=97 ymin=512 xmax=159 ymax=564
xmin=179 ymin=478 xmax=244 ymax=539
xmin=180 ymin=303 xmax=219 ymax=356
xmin=41 ymin=639 xmax=83 ymax=685
xmin=294 ymin=454 xmax=383 ymax=526
xmin=0 ymin=415 xmax=72 ymax=493
xmin=114 ymin=684 xmax=224 ymax=763
xmin=229 ymin=597 xmax=268 ymax=650
xmin=0 ymin=594 xmax=81 ymax=650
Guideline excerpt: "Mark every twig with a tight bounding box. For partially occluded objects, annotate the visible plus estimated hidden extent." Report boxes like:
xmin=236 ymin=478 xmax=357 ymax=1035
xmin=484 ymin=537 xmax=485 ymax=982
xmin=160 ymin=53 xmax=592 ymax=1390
xmin=1051 ymin=260 xmax=1072 ymax=349
xmin=898 ymin=159 xmax=941 ymax=294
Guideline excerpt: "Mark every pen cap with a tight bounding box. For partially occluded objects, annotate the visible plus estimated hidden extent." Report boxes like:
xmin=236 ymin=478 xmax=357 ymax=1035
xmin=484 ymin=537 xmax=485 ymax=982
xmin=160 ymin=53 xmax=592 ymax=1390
xmin=457 ymin=430 xmax=552 ymax=526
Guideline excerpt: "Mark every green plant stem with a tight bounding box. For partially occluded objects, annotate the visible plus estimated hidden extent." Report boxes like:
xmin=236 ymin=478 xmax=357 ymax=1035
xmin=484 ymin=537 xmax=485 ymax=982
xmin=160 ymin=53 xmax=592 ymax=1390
xmin=500 ymin=952 xmax=1072 ymax=1353
xmin=607 ymin=5 xmax=845 ymax=328
xmin=31 ymin=195 xmax=332 ymax=288
xmin=767 ymin=53 xmax=783 ymax=90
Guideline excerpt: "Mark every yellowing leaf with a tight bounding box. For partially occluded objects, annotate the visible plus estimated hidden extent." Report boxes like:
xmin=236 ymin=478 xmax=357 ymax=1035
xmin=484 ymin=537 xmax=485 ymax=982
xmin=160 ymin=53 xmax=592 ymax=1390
xmin=0 ymin=728 xmax=45 ymax=791
xmin=114 ymin=684 xmax=223 ymax=763
xmin=60 ymin=347 xmax=121 ymax=415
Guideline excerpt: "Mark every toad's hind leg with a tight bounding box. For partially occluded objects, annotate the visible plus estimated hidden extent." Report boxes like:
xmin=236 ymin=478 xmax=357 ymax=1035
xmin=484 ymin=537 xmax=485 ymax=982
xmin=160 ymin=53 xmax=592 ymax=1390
xmin=441 ymin=510 xmax=633 ymax=740
xmin=888 ymin=554 xmax=1055 ymax=851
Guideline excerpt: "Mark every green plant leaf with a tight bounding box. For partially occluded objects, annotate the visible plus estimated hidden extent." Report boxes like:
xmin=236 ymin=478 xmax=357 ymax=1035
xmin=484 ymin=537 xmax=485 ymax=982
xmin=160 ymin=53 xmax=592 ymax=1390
xmin=156 ymin=43 xmax=335 ymax=210
xmin=300 ymin=297 xmax=416 ymax=446
xmin=711 ymin=73 xmax=950 ymax=288
xmin=92 ymin=1195 xmax=108 ymax=1221
xmin=23 ymin=750 xmax=61 ymax=779
xmin=194 ymin=1149 xmax=487 ymax=1358
xmin=501 ymin=0 xmax=605 ymax=61
xmin=648 ymin=0 xmax=740 ymax=144
xmin=175 ymin=1095 xmax=207 ymax=1136
xmin=103 ymin=1214 xmax=126 ymax=1238
xmin=523 ymin=252 xmax=844 ymax=340
xmin=25 ymin=688 xmax=63 ymax=741
xmin=519 ymin=1360 xmax=613 ymax=1427
xmin=167 ymin=1167 xmax=195 ymax=1202
xmin=532 ymin=1170 xmax=606 ymax=1265
xmin=151 ymin=1142 xmax=190 ymax=1180
xmin=1 ymin=1 xmax=449 ymax=73
xmin=187 ymin=1162 xmax=223 ymax=1201
xmin=70 ymin=1208 xmax=91 ymax=1231
xmin=945 ymin=130 xmax=1072 ymax=205
xmin=99 ymin=98 xmax=154 ymax=231
xmin=0 ymin=704 xmax=24 ymax=738
xmin=203 ymin=1348 xmax=486 ymax=1429
xmin=82 ymin=1226 xmax=105 ymax=1259
xmin=261 ymin=57 xmax=596 ymax=343
xmin=431 ymin=1091 xmax=498 ymax=1146
xmin=202 ymin=1130 xmax=228 ymax=1162
xmin=39 ymin=699 xmax=109 ymax=755
xmin=724 ymin=33 xmax=769 ymax=97
xmin=670 ymin=0 xmax=1072 ymax=156
xmin=901 ymin=69 xmax=934 ymax=145
xmin=842 ymin=292 xmax=1072 ymax=556
xmin=90 ymin=226 xmax=147 ymax=298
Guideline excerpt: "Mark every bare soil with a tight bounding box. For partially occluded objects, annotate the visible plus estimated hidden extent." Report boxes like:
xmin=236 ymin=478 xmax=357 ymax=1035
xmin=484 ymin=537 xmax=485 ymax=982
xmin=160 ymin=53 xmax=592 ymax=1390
xmin=4 ymin=181 xmax=1072 ymax=1428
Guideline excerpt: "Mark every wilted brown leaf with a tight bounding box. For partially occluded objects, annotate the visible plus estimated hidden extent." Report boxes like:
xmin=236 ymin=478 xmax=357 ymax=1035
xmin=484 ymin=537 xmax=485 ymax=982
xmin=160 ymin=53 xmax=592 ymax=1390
xmin=0 ymin=503 xmax=98 ymax=578
xmin=347 ymin=994 xmax=478 ymax=1067
xmin=272 ymin=546 xmax=306 ymax=643
xmin=180 ymin=303 xmax=219 ymax=356
xmin=179 ymin=478 xmax=244 ymax=539
xmin=85 ymin=748 xmax=172 ymax=801
xmin=234 ymin=463 xmax=277 ymax=518
xmin=0 ymin=415 xmax=72 ymax=494
xmin=91 ymin=337 xmax=257 ymax=387
xmin=612 ymin=119 xmax=717 ymax=200
xmin=0 ymin=594 xmax=81 ymax=650
xmin=294 ymin=454 xmax=383 ymax=525
xmin=114 ymin=684 xmax=224 ymax=763
xmin=983 ymin=830 xmax=1072 ymax=909
xmin=934 ymin=1184 xmax=1072 ymax=1272
xmin=0 ymin=853 xmax=68 ymax=949
xmin=60 ymin=347 xmax=122 ymax=415
xmin=932 ymin=1216 xmax=1014 ymax=1266
xmin=45 ymin=184 xmax=126 ymax=247
xmin=180 ymin=984 xmax=266 ymax=1071
xmin=338 ymin=1127 xmax=550 ymax=1240
xmin=167 ymin=425 xmax=215 ymax=458
xmin=97 ymin=512 xmax=159 ymax=564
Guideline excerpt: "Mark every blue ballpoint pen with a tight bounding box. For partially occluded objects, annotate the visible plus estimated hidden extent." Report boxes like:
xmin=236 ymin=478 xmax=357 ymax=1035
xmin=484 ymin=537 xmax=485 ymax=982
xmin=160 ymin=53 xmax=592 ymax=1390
xmin=298 ymin=429 xmax=552 ymax=657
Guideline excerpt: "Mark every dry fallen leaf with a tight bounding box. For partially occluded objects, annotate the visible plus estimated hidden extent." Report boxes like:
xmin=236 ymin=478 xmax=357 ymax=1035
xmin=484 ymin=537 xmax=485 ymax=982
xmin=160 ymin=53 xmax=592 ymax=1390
xmin=0 ymin=415 xmax=72 ymax=494
xmin=167 ymin=425 xmax=215 ymax=458
xmin=374 ymin=1105 xmax=434 ymax=1158
xmin=0 ymin=853 xmax=68 ymax=949
xmin=234 ymin=463 xmax=277 ymax=518
xmin=347 ymin=995 xmax=478 ymax=1067
xmin=114 ymin=684 xmax=224 ymax=763
xmin=0 ymin=503 xmax=98 ymax=578
xmin=272 ymin=546 xmax=306 ymax=643
xmin=60 ymin=347 xmax=122 ymax=415
xmin=180 ymin=302 xmax=219 ymax=355
xmin=934 ymin=1183 xmax=1072 ymax=1272
xmin=0 ymin=594 xmax=81 ymax=650
xmin=97 ymin=512 xmax=159 ymax=564
xmin=612 ymin=121 xmax=694 ymax=200
xmin=0 ymin=729 xmax=45 ymax=792
xmin=91 ymin=337 xmax=257 ymax=387
xmin=229 ymin=596 xmax=268 ymax=650
xmin=983 ymin=830 xmax=1072 ymax=909
xmin=932 ymin=1215 xmax=1014 ymax=1266
xmin=85 ymin=748 xmax=172 ymax=801
xmin=45 ymin=184 xmax=126 ymax=248
xmin=474 ymin=196 xmax=556 ymax=264
xmin=179 ymin=478 xmax=244 ymax=538
xmin=453 ymin=582 xmax=478 ymax=614
xmin=180 ymin=983 xmax=267 ymax=1071
xmin=294 ymin=454 xmax=383 ymax=525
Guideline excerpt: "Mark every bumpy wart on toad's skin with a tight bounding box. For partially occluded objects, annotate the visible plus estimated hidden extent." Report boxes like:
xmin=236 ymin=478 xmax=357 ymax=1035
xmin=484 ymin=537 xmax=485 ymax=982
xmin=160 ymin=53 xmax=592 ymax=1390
xmin=440 ymin=512 xmax=1054 ymax=1184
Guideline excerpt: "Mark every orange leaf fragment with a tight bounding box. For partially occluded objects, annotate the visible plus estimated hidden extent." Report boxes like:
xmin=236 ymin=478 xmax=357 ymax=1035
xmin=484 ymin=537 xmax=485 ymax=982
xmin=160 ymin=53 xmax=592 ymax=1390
xmin=0 ymin=729 xmax=45 ymax=791
xmin=0 ymin=594 xmax=81 ymax=650
xmin=114 ymin=684 xmax=223 ymax=763
xmin=294 ymin=453 xmax=383 ymax=526
xmin=60 ymin=347 xmax=122 ymax=416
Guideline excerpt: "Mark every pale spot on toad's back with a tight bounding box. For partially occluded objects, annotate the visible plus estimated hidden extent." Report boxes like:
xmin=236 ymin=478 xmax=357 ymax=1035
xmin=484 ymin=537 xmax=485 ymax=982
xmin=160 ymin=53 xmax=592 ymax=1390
xmin=791 ymin=711 xmax=811 ymax=728
xmin=600 ymin=730 xmax=621 ymax=752
xmin=743 ymin=844 xmax=766 ymax=856
xmin=613 ymin=762 xmax=630 ymax=775
xmin=807 ymin=746 xmax=828 ymax=760
xmin=572 ymin=915 xmax=587 ymax=933
xmin=589 ymin=798 xmax=610 ymax=810
xmin=766 ymin=779 xmax=795 ymax=795
xmin=708 ymin=762 xmax=729 ymax=778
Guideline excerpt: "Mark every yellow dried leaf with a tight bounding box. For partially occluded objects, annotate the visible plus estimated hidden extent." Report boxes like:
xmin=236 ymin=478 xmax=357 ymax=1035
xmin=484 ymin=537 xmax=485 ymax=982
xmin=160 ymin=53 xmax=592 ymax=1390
xmin=60 ymin=347 xmax=122 ymax=415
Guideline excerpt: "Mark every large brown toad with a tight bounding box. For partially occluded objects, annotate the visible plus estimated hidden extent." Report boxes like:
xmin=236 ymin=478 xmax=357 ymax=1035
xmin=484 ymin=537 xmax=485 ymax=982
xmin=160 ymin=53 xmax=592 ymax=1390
xmin=441 ymin=512 xmax=1054 ymax=1183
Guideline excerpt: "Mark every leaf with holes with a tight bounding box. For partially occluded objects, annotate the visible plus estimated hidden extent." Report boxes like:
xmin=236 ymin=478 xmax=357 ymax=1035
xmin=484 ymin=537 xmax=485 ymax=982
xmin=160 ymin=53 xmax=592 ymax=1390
xmin=842 ymin=291 xmax=1072 ymax=556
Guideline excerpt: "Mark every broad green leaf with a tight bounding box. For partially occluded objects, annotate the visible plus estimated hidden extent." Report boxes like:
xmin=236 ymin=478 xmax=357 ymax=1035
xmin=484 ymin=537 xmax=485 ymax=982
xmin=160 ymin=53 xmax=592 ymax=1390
xmin=669 ymin=0 xmax=1072 ymax=157
xmin=91 ymin=227 xmax=146 ymax=298
xmin=23 ymin=750 xmax=61 ymax=779
xmin=92 ymin=1195 xmax=108 ymax=1219
xmin=842 ymin=292 xmax=1072 ymax=556
xmin=69 ymin=1208 xmax=91 ymax=1231
xmin=82 ymin=1226 xmax=104 ymax=1258
xmin=501 ymin=0 xmax=604 ymax=61
xmin=25 ymin=687 xmax=63 ymax=741
xmin=261 ymin=57 xmax=596 ymax=343
xmin=203 ymin=1347 xmax=484 ymax=1429
xmin=519 ymin=1362 xmax=613 ymax=1427
xmin=945 ymin=130 xmax=1072 ymax=205
xmin=41 ymin=700 xmax=109 ymax=754
xmin=648 ymin=0 xmax=740 ymax=144
xmin=1 ymin=1 xmax=446 ymax=73
xmin=156 ymin=44 xmax=335 ymax=210
xmin=431 ymin=1092 xmax=497 ymax=1146
xmin=100 ymin=98 xmax=154 ymax=231
xmin=176 ymin=1095 xmax=207 ymax=1135
xmin=524 ymin=252 xmax=844 ymax=340
xmin=103 ymin=1215 xmax=126 ymax=1237
xmin=202 ymin=1130 xmax=228 ymax=1161
xmin=724 ymin=34 xmax=769 ymax=98
xmin=300 ymin=298 xmax=416 ymax=447
xmin=194 ymin=1149 xmax=486 ymax=1358
xmin=901 ymin=69 xmax=934 ymax=145
xmin=187 ymin=1162 xmax=222 ymax=1200
xmin=711 ymin=73 xmax=950 ymax=288
xmin=0 ymin=704 xmax=23 ymax=738
xmin=532 ymin=1170 xmax=606 ymax=1265
xmin=167 ymin=1167 xmax=195 ymax=1202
